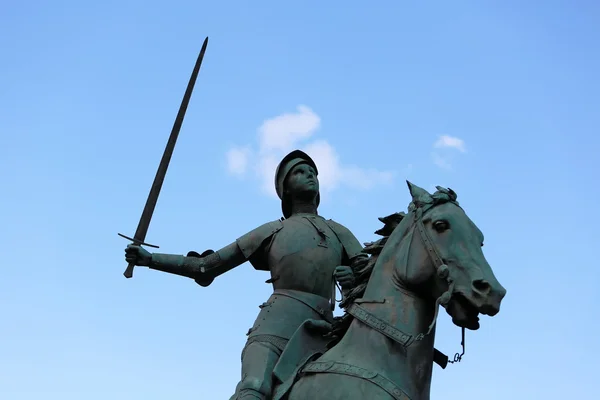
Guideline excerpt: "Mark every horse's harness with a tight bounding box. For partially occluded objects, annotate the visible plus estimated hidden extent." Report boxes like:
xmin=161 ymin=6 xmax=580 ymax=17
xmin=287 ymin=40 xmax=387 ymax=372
xmin=306 ymin=203 xmax=466 ymax=400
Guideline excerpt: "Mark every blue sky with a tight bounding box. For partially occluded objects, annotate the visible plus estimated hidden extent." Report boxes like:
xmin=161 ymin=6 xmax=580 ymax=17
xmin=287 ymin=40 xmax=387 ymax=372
xmin=2 ymin=1 xmax=599 ymax=399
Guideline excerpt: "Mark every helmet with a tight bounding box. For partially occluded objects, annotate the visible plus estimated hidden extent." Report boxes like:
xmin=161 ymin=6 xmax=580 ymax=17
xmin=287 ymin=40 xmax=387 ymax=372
xmin=274 ymin=150 xmax=320 ymax=218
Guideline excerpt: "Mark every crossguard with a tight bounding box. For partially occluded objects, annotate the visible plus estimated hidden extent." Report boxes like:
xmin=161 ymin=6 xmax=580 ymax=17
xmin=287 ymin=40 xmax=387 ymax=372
xmin=118 ymin=233 xmax=160 ymax=279
xmin=118 ymin=233 xmax=160 ymax=249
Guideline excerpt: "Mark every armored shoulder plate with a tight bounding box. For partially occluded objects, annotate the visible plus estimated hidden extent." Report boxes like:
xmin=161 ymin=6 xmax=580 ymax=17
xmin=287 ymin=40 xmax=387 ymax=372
xmin=324 ymin=219 xmax=364 ymax=262
xmin=236 ymin=220 xmax=284 ymax=271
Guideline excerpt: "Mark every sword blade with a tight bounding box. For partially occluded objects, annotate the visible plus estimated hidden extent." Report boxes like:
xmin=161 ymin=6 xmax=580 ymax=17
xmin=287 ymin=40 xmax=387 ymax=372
xmin=121 ymin=37 xmax=209 ymax=279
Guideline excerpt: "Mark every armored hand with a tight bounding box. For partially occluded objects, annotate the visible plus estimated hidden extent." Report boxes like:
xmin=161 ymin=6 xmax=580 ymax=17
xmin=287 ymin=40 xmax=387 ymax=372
xmin=334 ymin=265 xmax=355 ymax=292
xmin=305 ymin=319 xmax=333 ymax=335
xmin=125 ymin=244 xmax=152 ymax=267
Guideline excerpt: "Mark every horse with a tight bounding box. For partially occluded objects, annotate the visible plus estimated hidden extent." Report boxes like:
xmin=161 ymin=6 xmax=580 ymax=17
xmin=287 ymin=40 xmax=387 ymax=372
xmin=271 ymin=181 xmax=507 ymax=400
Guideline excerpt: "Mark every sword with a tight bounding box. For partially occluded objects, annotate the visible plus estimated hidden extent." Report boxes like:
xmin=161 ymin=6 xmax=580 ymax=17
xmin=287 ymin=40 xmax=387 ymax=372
xmin=118 ymin=36 xmax=209 ymax=279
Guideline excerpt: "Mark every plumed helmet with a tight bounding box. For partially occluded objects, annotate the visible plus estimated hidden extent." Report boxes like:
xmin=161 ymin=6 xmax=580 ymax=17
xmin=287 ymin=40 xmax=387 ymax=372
xmin=274 ymin=149 xmax=320 ymax=218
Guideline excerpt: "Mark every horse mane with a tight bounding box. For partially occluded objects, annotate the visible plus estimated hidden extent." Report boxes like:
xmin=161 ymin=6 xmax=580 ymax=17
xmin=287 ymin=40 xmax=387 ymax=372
xmin=328 ymin=186 xmax=459 ymax=347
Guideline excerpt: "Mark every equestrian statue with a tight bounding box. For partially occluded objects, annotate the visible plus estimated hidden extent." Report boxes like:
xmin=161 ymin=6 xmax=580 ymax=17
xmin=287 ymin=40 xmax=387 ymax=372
xmin=119 ymin=38 xmax=507 ymax=400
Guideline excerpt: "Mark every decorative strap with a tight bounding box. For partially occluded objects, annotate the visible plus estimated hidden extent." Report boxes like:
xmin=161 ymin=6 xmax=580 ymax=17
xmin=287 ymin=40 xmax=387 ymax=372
xmin=303 ymin=216 xmax=329 ymax=248
xmin=347 ymin=303 xmax=423 ymax=347
xmin=303 ymin=361 xmax=412 ymax=400
xmin=414 ymin=209 xmax=445 ymax=268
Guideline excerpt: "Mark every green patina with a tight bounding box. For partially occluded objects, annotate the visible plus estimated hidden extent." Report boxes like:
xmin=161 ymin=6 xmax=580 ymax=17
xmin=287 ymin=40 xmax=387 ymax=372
xmin=274 ymin=182 xmax=507 ymax=400
xmin=126 ymin=150 xmax=367 ymax=399
xmin=121 ymin=42 xmax=506 ymax=399
xmin=124 ymin=151 xmax=506 ymax=400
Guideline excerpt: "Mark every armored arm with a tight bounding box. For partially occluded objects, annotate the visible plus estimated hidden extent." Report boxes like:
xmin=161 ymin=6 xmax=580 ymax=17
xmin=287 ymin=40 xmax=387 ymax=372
xmin=148 ymin=243 xmax=244 ymax=282
xmin=325 ymin=219 xmax=368 ymax=264
xmin=148 ymin=220 xmax=283 ymax=286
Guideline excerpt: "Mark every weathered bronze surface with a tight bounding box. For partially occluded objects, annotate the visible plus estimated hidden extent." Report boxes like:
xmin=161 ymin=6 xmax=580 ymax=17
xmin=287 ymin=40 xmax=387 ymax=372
xmin=275 ymin=182 xmax=507 ymax=400
xmin=125 ymin=150 xmax=367 ymax=399
xmin=122 ymin=85 xmax=506 ymax=398
xmin=124 ymin=150 xmax=506 ymax=399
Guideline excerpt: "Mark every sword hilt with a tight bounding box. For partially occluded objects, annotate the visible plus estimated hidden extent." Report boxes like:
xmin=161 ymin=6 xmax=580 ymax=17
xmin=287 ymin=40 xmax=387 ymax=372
xmin=123 ymin=261 xmax=136 ymax=279
xmin=118 ymin=233 xmax=160 ymax=278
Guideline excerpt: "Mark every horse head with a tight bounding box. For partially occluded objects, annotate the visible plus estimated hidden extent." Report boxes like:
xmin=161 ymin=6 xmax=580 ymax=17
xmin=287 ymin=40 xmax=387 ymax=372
xmin=378 ymin=181 xmax=507 ymax=331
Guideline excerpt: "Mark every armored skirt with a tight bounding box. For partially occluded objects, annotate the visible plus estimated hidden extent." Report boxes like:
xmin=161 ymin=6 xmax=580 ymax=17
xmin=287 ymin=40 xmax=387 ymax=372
xmin=246 ymin=289 xmax=334 ymax=344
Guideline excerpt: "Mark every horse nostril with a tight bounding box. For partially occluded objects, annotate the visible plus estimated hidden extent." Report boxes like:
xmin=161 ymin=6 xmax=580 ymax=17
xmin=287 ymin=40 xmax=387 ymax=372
xmin=472 ymin=279 xmax=491 ymax=295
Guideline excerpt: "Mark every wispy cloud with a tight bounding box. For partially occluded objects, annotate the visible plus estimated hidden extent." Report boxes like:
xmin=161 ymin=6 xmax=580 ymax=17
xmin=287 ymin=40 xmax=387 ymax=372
xmin=258 ymin=105 xmax=321 ymax=153
xmin=431 ymin=135 xmax=467 ymax=170
xmin=225 ymin=105 xmax=396 ymax=198
xmin=434 ymin=135 xmax=467 ymax=153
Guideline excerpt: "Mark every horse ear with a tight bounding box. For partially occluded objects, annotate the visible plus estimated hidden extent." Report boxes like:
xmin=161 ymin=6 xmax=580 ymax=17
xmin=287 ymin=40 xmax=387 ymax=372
xmin=406 ymin=181 xmax=430 ymax=202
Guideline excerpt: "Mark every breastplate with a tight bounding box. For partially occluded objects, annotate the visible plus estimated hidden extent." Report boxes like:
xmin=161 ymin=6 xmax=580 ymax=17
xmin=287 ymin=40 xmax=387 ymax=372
xmin=267 ymin=214 xmax=343 ymax=298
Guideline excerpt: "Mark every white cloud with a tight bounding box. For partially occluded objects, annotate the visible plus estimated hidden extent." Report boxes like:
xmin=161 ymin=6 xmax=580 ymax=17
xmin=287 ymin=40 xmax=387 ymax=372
xmin=225 ymin=105 xmax=396 ymax=199
xmin=258 ymin=105 xmax=321 ymax=153
xmin=226 ymin=146 xmax=251 ymax=176
xmin=432 ymin=135 xmax=466 ymax=169
xmin=434 ymin=135 xmax=466 ymax=153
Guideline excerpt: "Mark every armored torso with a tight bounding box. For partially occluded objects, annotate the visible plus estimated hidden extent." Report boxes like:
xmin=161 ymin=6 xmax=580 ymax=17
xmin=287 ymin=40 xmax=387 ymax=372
xmin=235 ymin=214 xmax=364 ymax=340
xmin=266 ymin=214 xmax=344 ymax=299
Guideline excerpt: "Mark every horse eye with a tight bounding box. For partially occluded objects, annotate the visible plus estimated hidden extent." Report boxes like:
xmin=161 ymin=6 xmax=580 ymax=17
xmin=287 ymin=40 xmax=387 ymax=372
xmin=433 ymin=220 xmax=449 ymax=232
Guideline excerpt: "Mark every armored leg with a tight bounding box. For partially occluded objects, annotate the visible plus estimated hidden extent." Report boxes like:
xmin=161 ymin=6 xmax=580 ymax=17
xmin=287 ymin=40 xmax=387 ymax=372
xmin=230 ymin=336 xmax=288 ymax=400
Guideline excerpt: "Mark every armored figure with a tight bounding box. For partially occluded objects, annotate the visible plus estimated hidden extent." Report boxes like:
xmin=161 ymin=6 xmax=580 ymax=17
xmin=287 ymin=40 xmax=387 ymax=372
xmin=125 ymin=150 xmax=366 ymax=400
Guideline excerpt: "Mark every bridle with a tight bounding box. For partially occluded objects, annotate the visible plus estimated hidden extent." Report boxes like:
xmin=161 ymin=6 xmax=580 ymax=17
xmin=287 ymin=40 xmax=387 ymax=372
xmin=413 ymin=203 xmax=465 ymax=366
xmin=339 ymin=200 xmax=466 ymax=367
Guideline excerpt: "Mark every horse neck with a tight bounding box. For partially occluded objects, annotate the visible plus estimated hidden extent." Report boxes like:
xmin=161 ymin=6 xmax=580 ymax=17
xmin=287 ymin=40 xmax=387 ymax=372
xmin=331 ymin=223 xmax=437 ymax=398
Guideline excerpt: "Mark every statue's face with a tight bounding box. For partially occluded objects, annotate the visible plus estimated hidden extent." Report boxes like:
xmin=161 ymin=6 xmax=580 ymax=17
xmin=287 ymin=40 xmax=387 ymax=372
xmin=284 ymin=162 xmax=319 ymax=199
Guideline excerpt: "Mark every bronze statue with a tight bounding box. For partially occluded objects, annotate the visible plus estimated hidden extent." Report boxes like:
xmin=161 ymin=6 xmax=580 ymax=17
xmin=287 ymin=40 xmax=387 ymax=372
xmin=125 ymin=150 xmax=367 ymax=399
xmin=120 ymin=38 xmax=507 ymax=399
